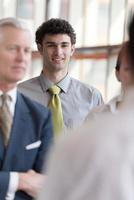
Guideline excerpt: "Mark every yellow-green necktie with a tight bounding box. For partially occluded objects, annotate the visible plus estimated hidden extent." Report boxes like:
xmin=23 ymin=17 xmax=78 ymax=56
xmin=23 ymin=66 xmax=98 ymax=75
xmin=48 ymin=85 xmax=63 ymax=136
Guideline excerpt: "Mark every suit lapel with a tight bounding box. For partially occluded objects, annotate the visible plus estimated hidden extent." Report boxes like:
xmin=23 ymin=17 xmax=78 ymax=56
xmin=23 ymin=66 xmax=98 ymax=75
xmin=2 ymin=92 xmax=31 ymax=170
xmin=0 ymin=129 xmax=5 ymax=169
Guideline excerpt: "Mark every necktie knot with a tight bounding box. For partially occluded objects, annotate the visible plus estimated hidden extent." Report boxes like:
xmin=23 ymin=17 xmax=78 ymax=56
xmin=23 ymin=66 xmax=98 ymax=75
xmin=1 ymin=93 xmax=10 ymax=106
xmin=48 ymin=85 xmax=61 ymax=95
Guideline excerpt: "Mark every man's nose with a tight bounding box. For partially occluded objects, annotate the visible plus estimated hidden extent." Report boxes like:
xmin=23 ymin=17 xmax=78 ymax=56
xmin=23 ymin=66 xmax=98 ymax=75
xmin=17 ymin=49 xmax=26 ymax=61
xmin=55 ymin=46 xmax=63 ymax=55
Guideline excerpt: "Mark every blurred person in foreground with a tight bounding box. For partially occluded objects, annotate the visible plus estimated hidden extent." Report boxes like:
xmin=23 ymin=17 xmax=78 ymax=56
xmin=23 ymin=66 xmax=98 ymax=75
xmin=37 ymin=14 xmax=134 ymax=200
xmin=18 ymin=18 xmax=103 ymax=136
xmin=37 ymin=110 xmax=134 ymax=200
xmin=0 ymin=17 xmax=53 ymax=200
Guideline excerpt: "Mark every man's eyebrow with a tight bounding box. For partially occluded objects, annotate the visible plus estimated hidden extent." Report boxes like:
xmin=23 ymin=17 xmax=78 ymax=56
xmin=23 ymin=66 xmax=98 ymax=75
xmin=45 ymin=41 xmax=70 ymax=44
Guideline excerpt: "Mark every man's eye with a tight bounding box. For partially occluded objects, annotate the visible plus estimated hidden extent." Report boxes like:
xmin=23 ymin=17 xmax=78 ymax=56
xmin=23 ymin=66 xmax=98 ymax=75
xmin=62 ymin=43 xmax=69 ymax=48
xmin=25 ymin=48 xmax=31 ymax=53
xmin=47 ymin=44 xmax=55 ymax=47
xmin=9 ymin=47 xmax=16 ymax=50
xmin=62 ymin=44 xmax=68 ymax=47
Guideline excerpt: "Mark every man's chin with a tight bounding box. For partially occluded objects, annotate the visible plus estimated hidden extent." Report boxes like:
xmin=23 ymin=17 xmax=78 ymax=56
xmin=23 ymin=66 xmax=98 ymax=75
xmin=53 ymin=65 xmax=66 ymax=71
xmin=10 ymin=75 xmax=26 ymax=83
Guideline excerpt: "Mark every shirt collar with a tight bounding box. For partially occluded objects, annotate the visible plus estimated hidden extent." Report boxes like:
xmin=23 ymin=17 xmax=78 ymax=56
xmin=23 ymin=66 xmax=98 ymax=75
xmin=39 ymin=73 xmax=71 ymax=93
xmin=0 ymin=87 xmax=17 ymax=104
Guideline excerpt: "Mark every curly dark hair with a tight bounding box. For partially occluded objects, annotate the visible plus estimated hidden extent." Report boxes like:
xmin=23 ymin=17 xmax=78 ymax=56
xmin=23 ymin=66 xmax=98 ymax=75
xmin=35 ymin=18 xmax=76 ymax=45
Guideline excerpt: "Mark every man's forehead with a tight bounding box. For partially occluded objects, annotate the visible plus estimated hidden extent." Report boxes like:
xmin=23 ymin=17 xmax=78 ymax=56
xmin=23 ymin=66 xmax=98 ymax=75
xmin=43 ymin=34 xmax=71 ymax=43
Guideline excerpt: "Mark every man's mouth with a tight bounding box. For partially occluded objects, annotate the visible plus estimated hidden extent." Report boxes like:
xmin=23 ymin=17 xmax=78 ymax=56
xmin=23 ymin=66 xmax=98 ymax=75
xmin=52 ymin=57 xmax=63 ymax=62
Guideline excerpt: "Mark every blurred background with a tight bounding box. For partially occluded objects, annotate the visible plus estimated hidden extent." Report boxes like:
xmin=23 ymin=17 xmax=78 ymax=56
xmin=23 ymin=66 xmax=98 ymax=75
xmin=0 ymin=0 xmax=134 ymax=101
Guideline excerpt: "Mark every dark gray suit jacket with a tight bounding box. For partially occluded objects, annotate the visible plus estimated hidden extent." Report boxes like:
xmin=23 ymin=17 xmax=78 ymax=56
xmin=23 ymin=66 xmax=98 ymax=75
xmin=0 ymin=92 xmax=53 ymax=200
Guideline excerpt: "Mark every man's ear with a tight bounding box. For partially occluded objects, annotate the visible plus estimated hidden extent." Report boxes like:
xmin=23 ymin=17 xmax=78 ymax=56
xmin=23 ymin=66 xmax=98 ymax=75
xmin=71 ymin=45 xmax=75 ymax=56
xmin=37 ymin=44 xmax=43 ymax=54
xmin=115 ymin=70 xmax=120 ymax=82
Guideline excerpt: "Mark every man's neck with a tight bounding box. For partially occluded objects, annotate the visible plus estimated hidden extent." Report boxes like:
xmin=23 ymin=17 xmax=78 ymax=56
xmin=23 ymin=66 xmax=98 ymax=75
xmin=0 ymin=82 xmax=17 ymax=93
xmin=43 ymin=70 xmax=67 ymax=84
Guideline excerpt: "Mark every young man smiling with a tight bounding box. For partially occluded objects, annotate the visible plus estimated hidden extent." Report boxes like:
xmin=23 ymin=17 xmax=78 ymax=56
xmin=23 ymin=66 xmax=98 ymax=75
xmin=19 ymin=18 xmax=103 ymax=133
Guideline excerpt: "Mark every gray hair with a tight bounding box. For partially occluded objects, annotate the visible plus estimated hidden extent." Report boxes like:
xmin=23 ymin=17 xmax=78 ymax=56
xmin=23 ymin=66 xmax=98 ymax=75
xmin=0 ymin=17 xmax=32 ymax=43
xmin=0 ymin=17 xmax=30 ymax=32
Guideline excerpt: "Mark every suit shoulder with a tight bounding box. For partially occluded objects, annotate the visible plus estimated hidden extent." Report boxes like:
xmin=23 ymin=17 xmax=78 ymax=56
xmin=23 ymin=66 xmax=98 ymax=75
xmin=18 ymin=76 xmax=43 ymax=98
xmin=18 ymin=76 xmax=40 ymax=89
xmin=19 ymin=92 xmax=49 ymax=114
